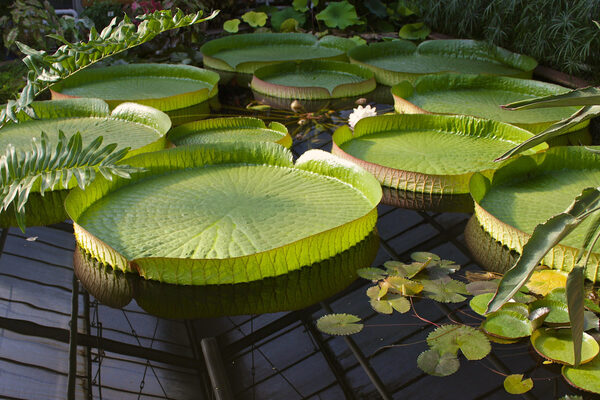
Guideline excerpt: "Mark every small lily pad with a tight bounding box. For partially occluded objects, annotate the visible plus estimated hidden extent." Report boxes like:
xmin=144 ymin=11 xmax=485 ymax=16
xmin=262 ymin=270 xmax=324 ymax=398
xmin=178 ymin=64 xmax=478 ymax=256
xmin=387 ymin=276 xmax=423 ymax=295
xmin=530 ymin=299 xmax=569 ymax=325
xmin=526 ymin=270 xmax=568 ymax=296
xmin=482 ymin=310 xmax=533 ymax=339
xmin=504 ymin=374 xmax=533 ymax=394
xmin=470 ymin=293 xmax=494 ymax=316
xmin=316 ymin=313 xmax=363 ymax=336
xmin=367 ymin=285 xmax=411 ymax=314
xmin=357 ymin=267 xmax=387 ymax=281
xmin=427 ymin=324 xmax=491 ymax=360
xmin=562 ymin=355 xmax=600 ymax=394
xmin=421 ymin=278 xmax=468 ymax=303
xmin=531 ymin=328 xmax=599 ymax=365
xmin=315 ymin=0 xmax=363 ymax=29
xmin=417 ymin=349 xmax=460 ymax=377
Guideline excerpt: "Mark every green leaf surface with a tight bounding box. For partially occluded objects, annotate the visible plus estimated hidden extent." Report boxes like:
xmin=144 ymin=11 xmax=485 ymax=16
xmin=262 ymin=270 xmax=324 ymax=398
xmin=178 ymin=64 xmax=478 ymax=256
xmin=469 ymin=293 xmax=494 ymax=315
xmin=417 ymin=349 xmax=460 ymax=377
xmin=392 ymin=74 xmax=587 ymax=134
xmin=562 ymin=355 xmax=600 ymax=394
xmin=66 ymin=142 xmax=381 ymax=284
xmin=317 ymin=313 xmax=363 ymax=336
xmin=201 ymin=33 xmax=356 ymax=74
xmin=315 ymin=1 xmax=363 ymax=29
xmin=251 ymin=60 xmax=375 ymax=100
xmin=223 ymin=19 xmax=240 ymax=33
xmin=427 ymin=324 xmax=491 ymax=360
xmin=242 ymin=11 xmax=268 ymax=28
xmin=421 ymin=278 xmax=468 ymax=303
xmin=332 ymin=114 xmax=544 ymax=194
xmin=503 ymin=374 xmax=533 ymax=394
xmin=51 ymin=63 xmax=219 ymax=112
xmin=292 ymin=0 xmax=309 ymax=12
xmin=504 ymin=87 xmax=600 ymax=110
xmin=167 ymin=117 xmax=292 ymax=149
xmin=348 ymin=40 xmax=537 ymax=86
xmin=398 ymin=23 xmax=431 ymax=40
xmin=271 ymin=7 xmax=306 ymax=31
xmin=482 ymin=310 xmax=533 ymax=339
xmin=530 ymin=299 xmax=569 ymax=324
xmin=357 ymin=267 xmax=387 ymax=281
xmin=567 ymin=266 xmax=586 ymax=366
xmin=531 ymin=328 xmax=599 ymax=365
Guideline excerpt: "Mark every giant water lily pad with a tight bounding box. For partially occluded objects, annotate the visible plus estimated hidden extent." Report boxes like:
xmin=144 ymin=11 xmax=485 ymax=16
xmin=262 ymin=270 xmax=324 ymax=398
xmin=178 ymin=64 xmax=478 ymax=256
xmin=391 ymin=74 xmax=589 ymax=135
xmin=331 ymin=114 xmax=546 ymax=194
xmin=200 ymin=33 xmax=356 ymax=76
xmin=531 ymin=328 xmax=599 ymax=365
xmin=470 ymin=147 xmax=600 ymax=280
xmin=0 ymin=98 xmax=170 ymax=228
xmin=167 ymin=117 xmax=292 ymax=148
xmin=50 ymin=63 xmax=219 ymax=124
xmin=65 ymin=142 xmax=381 ymax=285
xmin=562 ymin=355 xmax=600 ymax=394
xmin=73 ymin=231 xmax=380 ymax=318
xmin=348 ymin=39 xmax=537 ymax=86
xmin=250 ymin=60 xmax=375 ymax=100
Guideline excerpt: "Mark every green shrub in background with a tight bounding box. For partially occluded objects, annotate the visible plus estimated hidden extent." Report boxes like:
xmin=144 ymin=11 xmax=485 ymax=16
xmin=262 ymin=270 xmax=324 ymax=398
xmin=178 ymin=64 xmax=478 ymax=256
xmin=410 ymin=0 xmax=600 ymax=79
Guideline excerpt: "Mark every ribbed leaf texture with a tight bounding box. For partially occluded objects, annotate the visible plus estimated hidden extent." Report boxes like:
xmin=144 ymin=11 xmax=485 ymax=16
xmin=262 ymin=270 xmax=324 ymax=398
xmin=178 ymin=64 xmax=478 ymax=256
xmin=0 ymin=8 xmax=218 ymax=127
xmin=0 ymin=131 xmax=142 ymax=231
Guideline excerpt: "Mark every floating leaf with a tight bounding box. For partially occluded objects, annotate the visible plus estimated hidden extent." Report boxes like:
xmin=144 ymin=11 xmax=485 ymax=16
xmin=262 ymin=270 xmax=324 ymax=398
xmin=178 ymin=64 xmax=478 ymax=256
xmin=357 ymin=267 xmax=387 ymax=281
xmin=280 ymin=18 xmax=300 ymax=33
xmin=503 ymin=374 xmax=533 ymax=394
xmin=470 ymin=293 xmax=494 ymax=316
xmin=316 ymin=1 xmax=363 ymax=29
xmin=421 ymin=278 xmax=468 ymax=303
xmin=482 ymin=310 xmax=533 ymax=339
xmin=398 ymin=22 xmax=431 ymax=40
xmin=387 ymin=276 xmax=423 ymax=295
xmin=292 ymin=0 xmax=309 ymax=12
xmin=427 ymin=324 xmax=491 ymax=360
xmin=350 ymin=35 xmax=367 ymax=46
xmin=411 ymin=251 xmax=440 ymax=263
xmin=531 ymin=328 xmax=599 ymax=365
xmin=584 ymin=311 xmax=599 ymax=331
xmin=466 ymin=280 xmax=499 ymax=296
xmin=384 ymin=260 xmax=425 ymax=278
xmin=417 ymin=349 xmax=460 ymax=377
xmin=369 ymin=291 xmax=411 ymax=314
xmin=526 ymin=270 xmax=568 ymax=296
xmin=530 ymin=299 xmax=569 ymax=325
xmin=316 ymin=313 xmax=363 ymax=336
xmin=562 ymin=355 xmax=600 ymax=394
xmin=242 ymin=11 xmax=268 ymax=28
xmin=223 ymin=19 xmax=240 ymax=33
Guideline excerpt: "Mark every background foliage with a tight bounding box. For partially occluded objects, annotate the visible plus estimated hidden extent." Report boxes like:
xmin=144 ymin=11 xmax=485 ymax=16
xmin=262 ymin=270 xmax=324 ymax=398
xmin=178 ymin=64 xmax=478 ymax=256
xmin=410 ymin=0 xmax=600 ymax=79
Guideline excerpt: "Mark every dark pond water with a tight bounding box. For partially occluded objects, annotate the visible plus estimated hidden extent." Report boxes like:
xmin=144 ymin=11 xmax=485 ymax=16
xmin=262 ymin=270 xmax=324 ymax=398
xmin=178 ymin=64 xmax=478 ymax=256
xmin=0 ymin=84 xmax=593 ymax=399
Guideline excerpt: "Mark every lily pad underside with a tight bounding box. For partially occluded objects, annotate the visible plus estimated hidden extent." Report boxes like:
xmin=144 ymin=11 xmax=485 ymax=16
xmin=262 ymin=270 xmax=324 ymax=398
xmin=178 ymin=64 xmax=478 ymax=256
xmin=251 ymin=60 xmax=376 ymax=100
xmin=50 ymin=63 xmax=219 ymax=112
xmin=392 ymin=74 xmax=588 ymax=134
xmin=470 ymin=147 xmax=600 ymax=281
xmin=73 ymin=231 xmax=380 ymax=318
xmin=331 ymin=114 xmax=546 ymax=194
xmin=65 ymin=142 xmax=382 ymax=285
xmin=167 ymin=117 xmax=292 ymax=148
xmin=200 ymin=33 xmax=356 ymax=74
xmin=348 ymin=39 xmax=537 ymax=86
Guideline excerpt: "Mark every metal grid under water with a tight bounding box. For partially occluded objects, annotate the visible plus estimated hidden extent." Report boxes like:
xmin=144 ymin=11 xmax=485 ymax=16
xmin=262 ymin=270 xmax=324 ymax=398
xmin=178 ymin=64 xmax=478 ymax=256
xmin=0 ymin=117 xmax=591 ymax=400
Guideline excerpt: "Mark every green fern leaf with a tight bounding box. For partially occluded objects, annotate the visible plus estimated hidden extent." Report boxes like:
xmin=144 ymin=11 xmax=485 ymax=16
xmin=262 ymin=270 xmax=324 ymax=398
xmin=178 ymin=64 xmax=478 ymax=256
xmin=0 ymin=131 xmax=143 ymax=232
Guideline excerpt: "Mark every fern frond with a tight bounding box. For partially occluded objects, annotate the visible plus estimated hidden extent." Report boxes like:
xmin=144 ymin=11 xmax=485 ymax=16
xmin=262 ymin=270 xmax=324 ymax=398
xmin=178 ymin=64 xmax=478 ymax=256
xmin=0 ymin=8 xmax=219 ymax=128
xmin=0 ymin=131 xmax=143 ymax=231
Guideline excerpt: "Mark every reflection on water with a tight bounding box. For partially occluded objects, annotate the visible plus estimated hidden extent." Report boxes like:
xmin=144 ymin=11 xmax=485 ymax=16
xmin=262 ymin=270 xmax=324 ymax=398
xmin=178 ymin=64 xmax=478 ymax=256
xmin=382 ymin=186 xmax=474 ymax=213
xmin=74 ymin=230 xmax=379 ymax=319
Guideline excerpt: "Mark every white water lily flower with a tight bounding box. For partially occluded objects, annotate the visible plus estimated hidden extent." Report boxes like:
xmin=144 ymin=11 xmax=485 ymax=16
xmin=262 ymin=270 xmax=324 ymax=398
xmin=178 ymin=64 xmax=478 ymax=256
xmin=348 ymin=105 xmax=377 ymax=129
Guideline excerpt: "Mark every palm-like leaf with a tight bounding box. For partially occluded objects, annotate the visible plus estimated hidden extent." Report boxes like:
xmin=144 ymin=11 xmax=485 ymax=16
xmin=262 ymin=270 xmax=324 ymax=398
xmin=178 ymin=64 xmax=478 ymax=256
xmin=0 ymin=8 xmax=218 ymax=127
xmin=0 ymin=131 xmax=142 ymax=231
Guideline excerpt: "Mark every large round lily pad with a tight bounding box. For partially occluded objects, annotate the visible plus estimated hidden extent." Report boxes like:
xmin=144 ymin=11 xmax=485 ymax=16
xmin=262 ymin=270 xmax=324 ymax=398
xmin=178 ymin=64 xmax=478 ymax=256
xmin=74 ymin=231 xmax=380 ymax=318
xmin=50 ymin=63 xmax=220 ymax=124
xmin=470 ymin=147 xmax=600 ymax=280
xmin=200 ymin=33 xmax=356 ymax=76
xmin=0 ymin=98 xmax=170 ymax=228
xmin=391 ymin=74 xmax=589 ymax=135
xmin=331 ymin=114 xmax=546 ymax=194
xmin=251 ymin=60 xmax=376 ymax=100
xmin=167 ymin=117 xmax=292 ymax=148
xmin=531 ymin=328 xmax=599 ymax=365
xmin=562 ymin=355 xmax=600 ymax=394
xmin=65 ymin=142 xmax=381 ymax=285
xmin=348 ymin=39 xmax=537 ymax=86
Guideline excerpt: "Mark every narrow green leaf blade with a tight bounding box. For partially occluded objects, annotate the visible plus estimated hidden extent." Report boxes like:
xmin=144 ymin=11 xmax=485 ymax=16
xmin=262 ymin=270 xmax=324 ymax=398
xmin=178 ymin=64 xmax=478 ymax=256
xmin=567 ymin=266 xmax=585 ymax=367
